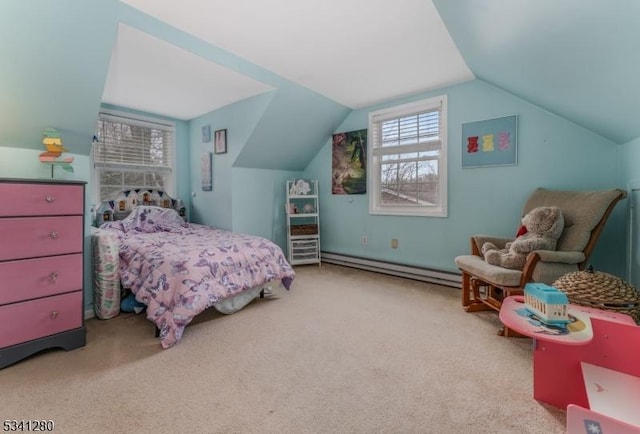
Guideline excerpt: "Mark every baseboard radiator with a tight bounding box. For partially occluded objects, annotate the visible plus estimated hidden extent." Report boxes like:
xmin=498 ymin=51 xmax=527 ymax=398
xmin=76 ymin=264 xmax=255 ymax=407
xmin=321 ymin=252 xmax=462 ymax=288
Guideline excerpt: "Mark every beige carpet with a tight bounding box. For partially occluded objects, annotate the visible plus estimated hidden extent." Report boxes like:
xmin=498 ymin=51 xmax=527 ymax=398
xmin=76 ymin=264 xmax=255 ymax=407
xmin=0 ymin=264 xmax=566 ymax=433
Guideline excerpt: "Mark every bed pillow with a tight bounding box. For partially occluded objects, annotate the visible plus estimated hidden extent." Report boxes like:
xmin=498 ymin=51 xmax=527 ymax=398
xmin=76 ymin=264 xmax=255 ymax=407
xmin=121 ymin=206 xmax=187 ymax=233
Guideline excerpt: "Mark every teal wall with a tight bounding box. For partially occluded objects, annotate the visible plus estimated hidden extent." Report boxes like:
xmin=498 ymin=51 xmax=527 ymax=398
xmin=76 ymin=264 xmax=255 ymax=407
xmin=304 ymin=79 xmax=625 ymax=275
xmin=621 ymin=137 xmax=640 ymax=285
xmin=0 ymin=0 xmax=119 ymax=154
xmin=433 ymin=0 xmax=640 ymax=145
xmin=190 ymin=92 xmax=276 ymax=231
xmin=188 ymin=87 xmax=348 ymax=250
xmin=232 ymin=168 xmax=302 ymax=250
xmin=621 ymin=137 xmax=640 ymax=190
xmin=235 ymin=84 xmax=351 ymax=171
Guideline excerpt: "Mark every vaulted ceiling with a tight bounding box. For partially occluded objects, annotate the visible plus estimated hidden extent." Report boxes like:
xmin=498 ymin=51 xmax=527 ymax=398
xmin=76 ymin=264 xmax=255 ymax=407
xmin=1 ymin=0 xmax=639 ymax=159
xmin=113 ymin=0 xmax=640 ymax=144
xmin=116 ymin=0 xmax=473 ymax=111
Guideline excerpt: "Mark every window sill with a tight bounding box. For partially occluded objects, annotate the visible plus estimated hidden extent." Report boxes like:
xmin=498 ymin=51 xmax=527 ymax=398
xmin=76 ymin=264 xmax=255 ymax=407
xmin=369 ymin=207 xmax=447 ymax=218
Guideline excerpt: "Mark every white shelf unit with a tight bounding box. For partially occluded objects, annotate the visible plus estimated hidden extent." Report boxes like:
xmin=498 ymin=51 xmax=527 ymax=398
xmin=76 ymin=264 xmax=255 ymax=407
xmin=286 ymin=179 xmax=320 ymax=266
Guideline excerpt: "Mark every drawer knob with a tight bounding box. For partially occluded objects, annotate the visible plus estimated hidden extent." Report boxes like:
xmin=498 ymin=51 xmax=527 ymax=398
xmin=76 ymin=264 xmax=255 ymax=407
xmin=50 ymin=311 xmax=58 ymax=319
xmin=49 ymin=231 xmax=59 ymax=240
xmin=49 ymin=272 xmax=58 ymax=282
xmin=45 ymin=195 xmax=55 ymax=203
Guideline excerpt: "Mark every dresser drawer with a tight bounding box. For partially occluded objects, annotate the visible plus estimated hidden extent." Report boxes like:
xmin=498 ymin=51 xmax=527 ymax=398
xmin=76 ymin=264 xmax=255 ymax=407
xmin=0 ymin=216 xmax=82 ymax=260
xmin=0 ymin=254 xmax=83 ymax=305
xmin=0 ymin=182 xmax=83 ymax=217
xmin=0 ymin=291 xmax=82 ymax=349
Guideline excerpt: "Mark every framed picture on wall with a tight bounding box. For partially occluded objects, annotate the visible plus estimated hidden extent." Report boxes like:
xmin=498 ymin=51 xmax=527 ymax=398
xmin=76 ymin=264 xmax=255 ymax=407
xmin=331 ymin=129 xmax=367 ymax=194
xmin=461 ymin=115 xmax=518 ymax=168
xmin=214 ymin=129 xmax=227 ymax=154
xmin=202 ymin=124 xmax=211 ymax=143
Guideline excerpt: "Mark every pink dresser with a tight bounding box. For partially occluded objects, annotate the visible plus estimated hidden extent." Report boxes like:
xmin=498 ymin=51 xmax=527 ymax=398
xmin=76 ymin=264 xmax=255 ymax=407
xmin=0 ymin=179 xmax=86 ymax=369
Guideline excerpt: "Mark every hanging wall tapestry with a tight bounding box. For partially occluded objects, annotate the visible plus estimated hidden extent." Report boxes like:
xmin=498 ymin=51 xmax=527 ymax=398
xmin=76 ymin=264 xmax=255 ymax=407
xmin=201 ymin=152 xmax=212 ymax=191
xmin=332 ymin=129 xmax=367 ymax=194
xmin=461 ymin=115 xmax=517 ymax=168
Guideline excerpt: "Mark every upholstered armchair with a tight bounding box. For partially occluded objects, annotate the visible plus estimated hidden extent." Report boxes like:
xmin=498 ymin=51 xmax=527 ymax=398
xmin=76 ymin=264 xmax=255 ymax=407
xmin=454 ymin=188 xmax=626 ymax=335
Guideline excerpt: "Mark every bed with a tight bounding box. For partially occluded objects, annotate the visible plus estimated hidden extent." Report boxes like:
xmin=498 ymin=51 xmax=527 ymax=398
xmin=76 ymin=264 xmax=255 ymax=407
xmin=93 ymin=191 xmax=295 ymax=348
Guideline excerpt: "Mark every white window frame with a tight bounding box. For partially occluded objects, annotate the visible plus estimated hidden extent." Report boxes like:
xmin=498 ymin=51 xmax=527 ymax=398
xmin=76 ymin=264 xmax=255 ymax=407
xmin=92 ymin=108 xmax=177 ymax=203
xmin=368 ymin=95 xmax=448 ymax=217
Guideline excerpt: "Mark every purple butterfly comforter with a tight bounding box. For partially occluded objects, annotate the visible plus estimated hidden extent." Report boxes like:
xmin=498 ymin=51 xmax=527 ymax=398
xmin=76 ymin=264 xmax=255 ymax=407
xmin=101 ymin=206 xmax=295 ymax=348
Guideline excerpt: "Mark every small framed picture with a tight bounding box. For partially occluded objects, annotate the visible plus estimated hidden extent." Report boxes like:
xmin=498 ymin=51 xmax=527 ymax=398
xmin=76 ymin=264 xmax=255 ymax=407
xmin=461 ymin=115 xmax=518 ymax=168
xmin=214 ymin=129 xmax=227 ymax=154
xmin=202 ymin=124 xmax=211 ymax=143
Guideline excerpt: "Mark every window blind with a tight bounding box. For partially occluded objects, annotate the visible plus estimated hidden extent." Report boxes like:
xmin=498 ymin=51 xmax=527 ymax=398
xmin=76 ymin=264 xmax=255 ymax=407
xmin=370 ymin=99 xmax=442 ymax=152
xmin=94 ymin=113 xmax=174 ymax=173
xmin=380 ymin=111 xmax=440 ymax=147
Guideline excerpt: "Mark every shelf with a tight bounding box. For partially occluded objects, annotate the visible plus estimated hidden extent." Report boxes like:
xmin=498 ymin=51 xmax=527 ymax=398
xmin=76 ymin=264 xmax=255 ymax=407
xmin=289 ymin=194 xmax=318 ymax=199
xmin=286 ymin=179 xmax=320 ymax=266
xmin=293 ymin=245 xmax=318 ymax=252
xmin=290 ymin=258 xmax=322 ymax=265
xmin=290 ymin=234 xmax=319 ymax=240
xmin=288 ymin=213 xmax=318 ymax=218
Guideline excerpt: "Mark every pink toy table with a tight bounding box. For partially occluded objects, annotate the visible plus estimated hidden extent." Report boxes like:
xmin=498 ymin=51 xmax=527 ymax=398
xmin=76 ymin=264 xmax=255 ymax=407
xmin=567 ymin=404 xmax=640 ymax=434
xmin=499 ymin=296 xmax=640 ymax=409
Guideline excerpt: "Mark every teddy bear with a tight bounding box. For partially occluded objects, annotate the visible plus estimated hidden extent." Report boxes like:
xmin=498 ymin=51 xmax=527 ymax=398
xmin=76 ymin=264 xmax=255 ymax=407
xmin=481 ymin=206 xmax=565 ymax=270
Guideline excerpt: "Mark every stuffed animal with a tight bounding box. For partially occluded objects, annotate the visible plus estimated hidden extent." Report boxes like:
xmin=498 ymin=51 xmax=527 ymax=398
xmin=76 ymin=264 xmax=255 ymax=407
xmin=481 ymin=206 xmax=565 ymax=270
xmin=120 ymin=292 xmax=146 ymax=314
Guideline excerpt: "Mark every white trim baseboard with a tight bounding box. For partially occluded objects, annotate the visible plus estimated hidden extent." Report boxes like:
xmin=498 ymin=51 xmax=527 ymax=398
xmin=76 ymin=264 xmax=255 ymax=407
xmin=321 ymin=252 xmax=461 ymax=288
xmin=84 ymin=308 xmax=95 ymax=320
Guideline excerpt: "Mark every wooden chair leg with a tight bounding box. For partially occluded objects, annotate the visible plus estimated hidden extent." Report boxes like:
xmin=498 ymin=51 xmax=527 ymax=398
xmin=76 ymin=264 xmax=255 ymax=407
xmin=461 ymin=272 xmax=471 ymax=307
xmin=471 ymin=278 xmax=482 ymax=300
xmin=499 ymin=325 xmax=527 ymax=338
xmin=463 ymin=278 xmax=492 ymax=312
xmin=461 ymin=273 xmax=527 ymax=337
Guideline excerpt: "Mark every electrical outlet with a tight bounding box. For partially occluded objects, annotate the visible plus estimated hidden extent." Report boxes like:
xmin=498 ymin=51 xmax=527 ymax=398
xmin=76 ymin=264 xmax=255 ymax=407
xmin=391 ymin=238 xmax=398 ymax=249
xmin=361 ymin=235 xmax=368 ymax=245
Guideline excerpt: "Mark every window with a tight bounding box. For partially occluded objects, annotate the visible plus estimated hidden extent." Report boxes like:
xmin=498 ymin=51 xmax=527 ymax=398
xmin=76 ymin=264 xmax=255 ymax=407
xmin=368 ymin=95 xmax=447 ymax=217
xmin=93 ymin=109 xmax=176 ymax=202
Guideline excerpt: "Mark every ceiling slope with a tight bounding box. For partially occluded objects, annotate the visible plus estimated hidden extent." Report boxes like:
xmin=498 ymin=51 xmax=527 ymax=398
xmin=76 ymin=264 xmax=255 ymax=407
xmin=234 ymin=83 xmax=351 ymax=171
xmin=102 ymin=24 xmax=274 ymax=120
xmin=434 ymin=0 xmax=640 ymax=144
xmin=116 ymin=3 xmax=352 ymax=172
xmin=119 ymin=0 xmax=474 ymax=109
xmin=0 ymin=0 xmax=119 ymax=154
